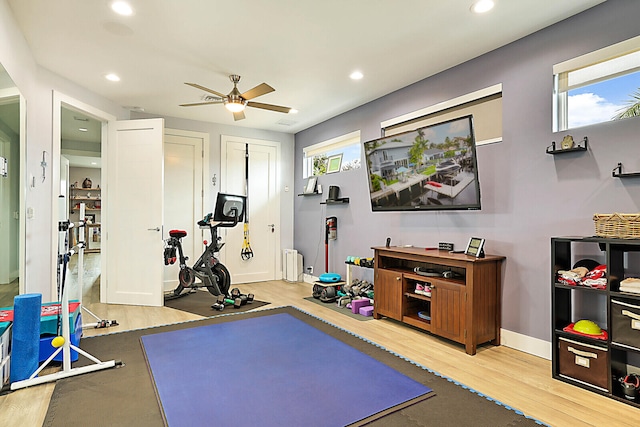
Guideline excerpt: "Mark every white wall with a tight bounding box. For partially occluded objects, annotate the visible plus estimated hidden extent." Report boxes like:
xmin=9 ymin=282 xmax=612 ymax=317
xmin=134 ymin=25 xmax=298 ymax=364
xmin=1 ymin=0 xmax=295 ymax=299
xmin=0 ymin=0 xmax=127 ymax=299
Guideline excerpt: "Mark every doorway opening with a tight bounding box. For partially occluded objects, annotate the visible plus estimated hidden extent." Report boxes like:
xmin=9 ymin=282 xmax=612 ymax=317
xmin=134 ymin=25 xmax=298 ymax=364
xmin=60 ymin=106 xmax=103 ymax=305
xmin=0 ymin=67 xmax=23 ymax=307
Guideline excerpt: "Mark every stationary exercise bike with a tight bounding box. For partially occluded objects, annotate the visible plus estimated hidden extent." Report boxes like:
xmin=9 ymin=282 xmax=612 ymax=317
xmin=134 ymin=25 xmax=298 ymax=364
xmin=163 ymin=193 xmax=247 ymax=300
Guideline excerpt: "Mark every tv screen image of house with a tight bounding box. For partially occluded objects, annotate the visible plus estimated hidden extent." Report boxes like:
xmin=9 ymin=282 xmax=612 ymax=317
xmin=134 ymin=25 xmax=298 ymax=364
xmin=364 ymin=115 xmax=481 ymax=212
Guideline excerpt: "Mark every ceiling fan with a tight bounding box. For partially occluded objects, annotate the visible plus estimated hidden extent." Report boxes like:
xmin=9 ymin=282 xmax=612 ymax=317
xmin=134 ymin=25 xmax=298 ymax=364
xmin=180 ymin=74 xmax=292 ymax=121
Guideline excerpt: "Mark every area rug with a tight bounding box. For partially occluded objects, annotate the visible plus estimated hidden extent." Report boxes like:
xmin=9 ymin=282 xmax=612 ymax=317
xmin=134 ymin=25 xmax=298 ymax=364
xmin=164 ymin=290 xmax=269 ymax=316
xmin=304 ymin=296 xmax=372 ymax=321
xmin=141 ymin=312 xmax=432 ymax=426
xmin=44 ymin=306 xmax=548 ymax=427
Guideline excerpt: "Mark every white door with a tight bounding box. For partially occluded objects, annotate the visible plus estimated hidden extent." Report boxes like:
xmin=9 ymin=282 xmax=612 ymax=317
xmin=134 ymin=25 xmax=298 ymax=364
xmin=221 ymin=136 xmax=280 ymax=283
xmin=163 ymin=130 xmax=205 ymax=292
xmin=106 ymin=118 xmax=164 ymax=306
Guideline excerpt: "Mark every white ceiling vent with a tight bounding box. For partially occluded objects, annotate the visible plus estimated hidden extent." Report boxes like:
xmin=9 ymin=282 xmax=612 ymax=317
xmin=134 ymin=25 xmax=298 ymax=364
xmin=276 ymin=118 xmax=297 ymax=126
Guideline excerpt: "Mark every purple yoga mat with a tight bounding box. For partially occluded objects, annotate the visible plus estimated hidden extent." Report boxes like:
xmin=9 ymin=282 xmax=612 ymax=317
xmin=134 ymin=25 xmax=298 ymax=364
xmin=141 ymin=313 xmax=432 ymax=426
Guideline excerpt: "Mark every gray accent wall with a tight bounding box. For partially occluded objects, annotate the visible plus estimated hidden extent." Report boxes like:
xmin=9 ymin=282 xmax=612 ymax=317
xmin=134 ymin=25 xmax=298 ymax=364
xmin=293 ymin=0 xmax=640 ymax=343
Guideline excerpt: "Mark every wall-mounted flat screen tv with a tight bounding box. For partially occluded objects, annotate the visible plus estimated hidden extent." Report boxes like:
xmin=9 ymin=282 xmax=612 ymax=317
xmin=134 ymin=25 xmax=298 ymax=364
xmin=364 ymin=115 xmax=481 ymax=212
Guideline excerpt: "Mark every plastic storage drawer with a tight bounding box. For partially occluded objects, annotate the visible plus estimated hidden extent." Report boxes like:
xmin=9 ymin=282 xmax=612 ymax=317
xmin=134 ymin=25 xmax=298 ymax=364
xmin=558 ymin=337 xmax=609 ymax=391
xmin=611 ymin=299 xmax=640 ymax=351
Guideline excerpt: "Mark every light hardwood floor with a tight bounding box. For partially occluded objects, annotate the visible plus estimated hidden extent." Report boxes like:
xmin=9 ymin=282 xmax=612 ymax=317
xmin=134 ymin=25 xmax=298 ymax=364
xmin=1 ymin=261 xmax=638 ymax=426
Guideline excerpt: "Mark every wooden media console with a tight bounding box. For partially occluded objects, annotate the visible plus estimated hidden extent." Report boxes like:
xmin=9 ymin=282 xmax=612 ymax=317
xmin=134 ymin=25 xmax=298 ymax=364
xmin=372 ymin=246 xmax=505 ymax=355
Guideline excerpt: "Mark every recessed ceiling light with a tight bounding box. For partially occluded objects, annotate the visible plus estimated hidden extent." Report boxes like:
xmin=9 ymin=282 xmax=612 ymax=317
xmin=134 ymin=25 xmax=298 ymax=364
xmin=91 ymin=162 xmax=97 ymax=165
xmin=105 ymin=73 xmax=121 ymax=82
xmin=78 ymin=127 xmax=88 ymax=132
xmin=471 ymin=0 xmax=495 ymax=14
xmin=289 ymin=109 xmax=298 ymax=114
xmin=350 ymin=71 xmax=364 ymax=80
xmin=111 ymin=1 xmax=133 ymax=16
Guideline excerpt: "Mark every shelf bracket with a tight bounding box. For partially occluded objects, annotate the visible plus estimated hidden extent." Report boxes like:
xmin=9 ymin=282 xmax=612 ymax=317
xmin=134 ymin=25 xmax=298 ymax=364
xmin=612 ymin=162 xmax=640 ymax=178
xmin=613 ymin=162 xmax=623 ymax=177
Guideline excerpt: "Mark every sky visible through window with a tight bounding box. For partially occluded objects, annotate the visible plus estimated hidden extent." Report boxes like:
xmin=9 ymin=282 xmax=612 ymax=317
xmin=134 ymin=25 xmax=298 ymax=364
xmin=568 ymin=71 xmax=640 ymax=128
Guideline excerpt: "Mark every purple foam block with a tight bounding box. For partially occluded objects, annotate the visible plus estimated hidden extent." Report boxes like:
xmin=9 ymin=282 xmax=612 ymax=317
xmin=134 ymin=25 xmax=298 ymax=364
xmin=359 ymin=306 xmax=374 ymax=317
xmin=351 ymin=298 xmax=370 ymax=314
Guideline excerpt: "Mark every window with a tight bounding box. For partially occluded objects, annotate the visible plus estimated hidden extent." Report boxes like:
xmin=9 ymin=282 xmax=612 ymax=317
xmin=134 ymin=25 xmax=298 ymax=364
xmin=381 ymin=84 xmax=502 ymax=145
xmin=302 ymin=130 xmax=361 ymax=178
xmin=554 ymin=35 xmax=640 ymax=131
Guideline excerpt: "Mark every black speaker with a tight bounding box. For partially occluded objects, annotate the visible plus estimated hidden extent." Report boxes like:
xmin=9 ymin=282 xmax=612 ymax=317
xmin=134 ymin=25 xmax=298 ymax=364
xmin=328 ymin=185 xmax=340 ymax=200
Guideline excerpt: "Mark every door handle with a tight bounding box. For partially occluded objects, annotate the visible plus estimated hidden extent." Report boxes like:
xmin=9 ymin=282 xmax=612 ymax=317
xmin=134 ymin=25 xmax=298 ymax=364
xmin=147 ymin=227 xmax=160 ymax=231
xmin=268 ymin=223 xmax=275 ymax=233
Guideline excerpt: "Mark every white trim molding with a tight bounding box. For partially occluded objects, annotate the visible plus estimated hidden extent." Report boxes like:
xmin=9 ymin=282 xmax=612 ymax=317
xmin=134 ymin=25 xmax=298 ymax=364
xmin=501 ymin=328 xmax=552 ymax=360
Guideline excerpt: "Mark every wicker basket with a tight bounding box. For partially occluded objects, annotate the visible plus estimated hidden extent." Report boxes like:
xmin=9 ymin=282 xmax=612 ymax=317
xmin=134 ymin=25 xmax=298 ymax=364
xmin=593 ymin=213 xmax=640 ymax=239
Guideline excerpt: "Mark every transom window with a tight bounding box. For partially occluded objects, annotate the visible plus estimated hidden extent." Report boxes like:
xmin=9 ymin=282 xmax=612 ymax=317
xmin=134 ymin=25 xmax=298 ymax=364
xmin=302 ymin=130 xmax=361 ymax=178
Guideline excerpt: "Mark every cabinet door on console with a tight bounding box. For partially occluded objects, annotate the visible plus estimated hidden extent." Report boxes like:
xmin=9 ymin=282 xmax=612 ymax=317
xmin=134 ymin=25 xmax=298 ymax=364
xmin=432 ymin=280 xmax=465 ymax=343
xmin=374 ymin=269 xmax=403 ymax=320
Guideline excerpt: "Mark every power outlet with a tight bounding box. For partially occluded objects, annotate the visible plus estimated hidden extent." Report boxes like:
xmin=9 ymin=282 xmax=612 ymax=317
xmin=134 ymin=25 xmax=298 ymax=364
xmin=307 ymin=266 xmax=313 ymax=274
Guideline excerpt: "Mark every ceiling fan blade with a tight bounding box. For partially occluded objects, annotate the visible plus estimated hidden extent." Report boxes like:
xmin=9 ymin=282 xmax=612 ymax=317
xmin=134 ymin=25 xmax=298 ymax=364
xmin=184 ymin=82 xmax=227 ymax=98
xmin=241 ymin=83 xmax=275 ymax=100
xmin=247 ymin=101 xmax=291 ymax=114
xmin=179 ymin=101 xmax=224 ymax=107
xmin=233 ymin=110 xmax=246 ymax=121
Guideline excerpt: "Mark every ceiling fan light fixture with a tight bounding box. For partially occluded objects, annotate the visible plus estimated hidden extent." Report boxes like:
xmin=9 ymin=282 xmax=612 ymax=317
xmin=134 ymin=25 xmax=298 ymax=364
xmin=225 ymin=100 xmax=246 ymax=113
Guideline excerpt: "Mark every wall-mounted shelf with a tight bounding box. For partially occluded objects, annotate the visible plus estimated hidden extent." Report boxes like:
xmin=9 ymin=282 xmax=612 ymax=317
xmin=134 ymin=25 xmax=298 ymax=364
xmin=321 ymin=198 xmax=349 ymax=205
xmin=612 ymin=163 xmax=640 ymax=178
xmin=546 ymin=136 xmax=588 ymax=155
xmin=297 ymin=192 xmax=321 ymax=197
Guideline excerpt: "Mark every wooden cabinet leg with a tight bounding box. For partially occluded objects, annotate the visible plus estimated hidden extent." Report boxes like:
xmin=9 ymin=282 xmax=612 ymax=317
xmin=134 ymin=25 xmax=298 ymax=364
xmin=465 ymin=342 xmax=477 ymax=355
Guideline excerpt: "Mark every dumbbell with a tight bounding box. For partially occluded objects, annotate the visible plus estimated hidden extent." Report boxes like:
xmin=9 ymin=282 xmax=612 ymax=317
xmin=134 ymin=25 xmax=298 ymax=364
xmin=230 ymin=289 xmax=249 ymax=305
xmin=216 ymin=294 xmax=238 ymax=307
xmin=230 ymin=288 xmax=254 ymax=304
xmin=211 ymin=303 xmax=224 ymax=311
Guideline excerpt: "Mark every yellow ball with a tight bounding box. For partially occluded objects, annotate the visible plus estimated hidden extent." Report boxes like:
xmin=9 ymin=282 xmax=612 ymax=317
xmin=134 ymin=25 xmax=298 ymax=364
xmin=51 ymin=336 xmax=65 ymax=348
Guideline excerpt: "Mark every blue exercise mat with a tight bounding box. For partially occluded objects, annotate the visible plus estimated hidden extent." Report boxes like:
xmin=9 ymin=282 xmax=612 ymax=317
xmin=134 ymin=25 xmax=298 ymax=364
xmin=141 ymin=313 xmax=432 ymax=427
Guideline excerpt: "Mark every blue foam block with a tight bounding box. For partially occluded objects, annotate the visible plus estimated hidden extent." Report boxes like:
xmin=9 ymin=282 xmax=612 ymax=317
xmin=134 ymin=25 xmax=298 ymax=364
xmin=10 ymin=293 xmax=42 ymax=383
xmin=39 ymin=313 xmax=83 ymax=362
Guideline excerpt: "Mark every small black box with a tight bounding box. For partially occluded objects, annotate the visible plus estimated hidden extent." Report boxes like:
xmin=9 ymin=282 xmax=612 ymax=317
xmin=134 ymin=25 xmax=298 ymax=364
xmin=439 ymin=242 xmax=454 ymax=251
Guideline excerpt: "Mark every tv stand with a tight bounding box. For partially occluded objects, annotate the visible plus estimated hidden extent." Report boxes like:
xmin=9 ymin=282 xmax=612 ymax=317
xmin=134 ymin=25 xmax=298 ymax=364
xmin=372 ymin=246 xmax=505 ymax=355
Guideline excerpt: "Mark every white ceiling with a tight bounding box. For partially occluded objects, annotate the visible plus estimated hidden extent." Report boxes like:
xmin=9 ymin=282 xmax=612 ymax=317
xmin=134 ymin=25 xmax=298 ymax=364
xmin=8 ymin=0 xmax=606 ymax=135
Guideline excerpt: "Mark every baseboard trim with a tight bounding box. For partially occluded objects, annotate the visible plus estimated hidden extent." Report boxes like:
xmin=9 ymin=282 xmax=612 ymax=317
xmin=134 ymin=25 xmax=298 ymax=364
xmin=303 ymin=274 xmax=318 ymax=284
xmin=299 ymin=275 xmax=551 ymax=359
xmin=501 ymin=328 xmax=551 ymax=360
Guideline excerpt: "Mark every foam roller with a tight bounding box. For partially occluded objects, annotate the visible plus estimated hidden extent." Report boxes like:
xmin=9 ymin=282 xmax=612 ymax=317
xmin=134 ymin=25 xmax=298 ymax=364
xmin=10 ymin=293 xmax=42 ymax=382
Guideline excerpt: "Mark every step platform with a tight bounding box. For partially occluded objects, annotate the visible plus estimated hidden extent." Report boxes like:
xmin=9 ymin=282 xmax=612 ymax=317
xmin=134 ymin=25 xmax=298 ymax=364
xmin=312 ymin=281 xmax=346 ymax=302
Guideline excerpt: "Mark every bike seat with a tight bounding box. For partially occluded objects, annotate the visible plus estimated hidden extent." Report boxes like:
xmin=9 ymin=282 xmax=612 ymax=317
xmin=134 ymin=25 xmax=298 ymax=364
xmin=169 ymin=229 xmax=187 ymax=238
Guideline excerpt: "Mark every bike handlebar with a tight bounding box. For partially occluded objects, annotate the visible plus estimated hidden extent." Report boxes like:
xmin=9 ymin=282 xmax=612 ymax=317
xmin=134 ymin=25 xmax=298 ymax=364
xmin=197 ymin=207 xmax=240 ymax=229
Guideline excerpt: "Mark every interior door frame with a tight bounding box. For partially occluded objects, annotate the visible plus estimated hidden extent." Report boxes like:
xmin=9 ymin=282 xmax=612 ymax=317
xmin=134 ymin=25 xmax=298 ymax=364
xmin=51 ymin=92 xmax=116 ymax=301
xmin=0 ymin=87 xmax=26 ymax=295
